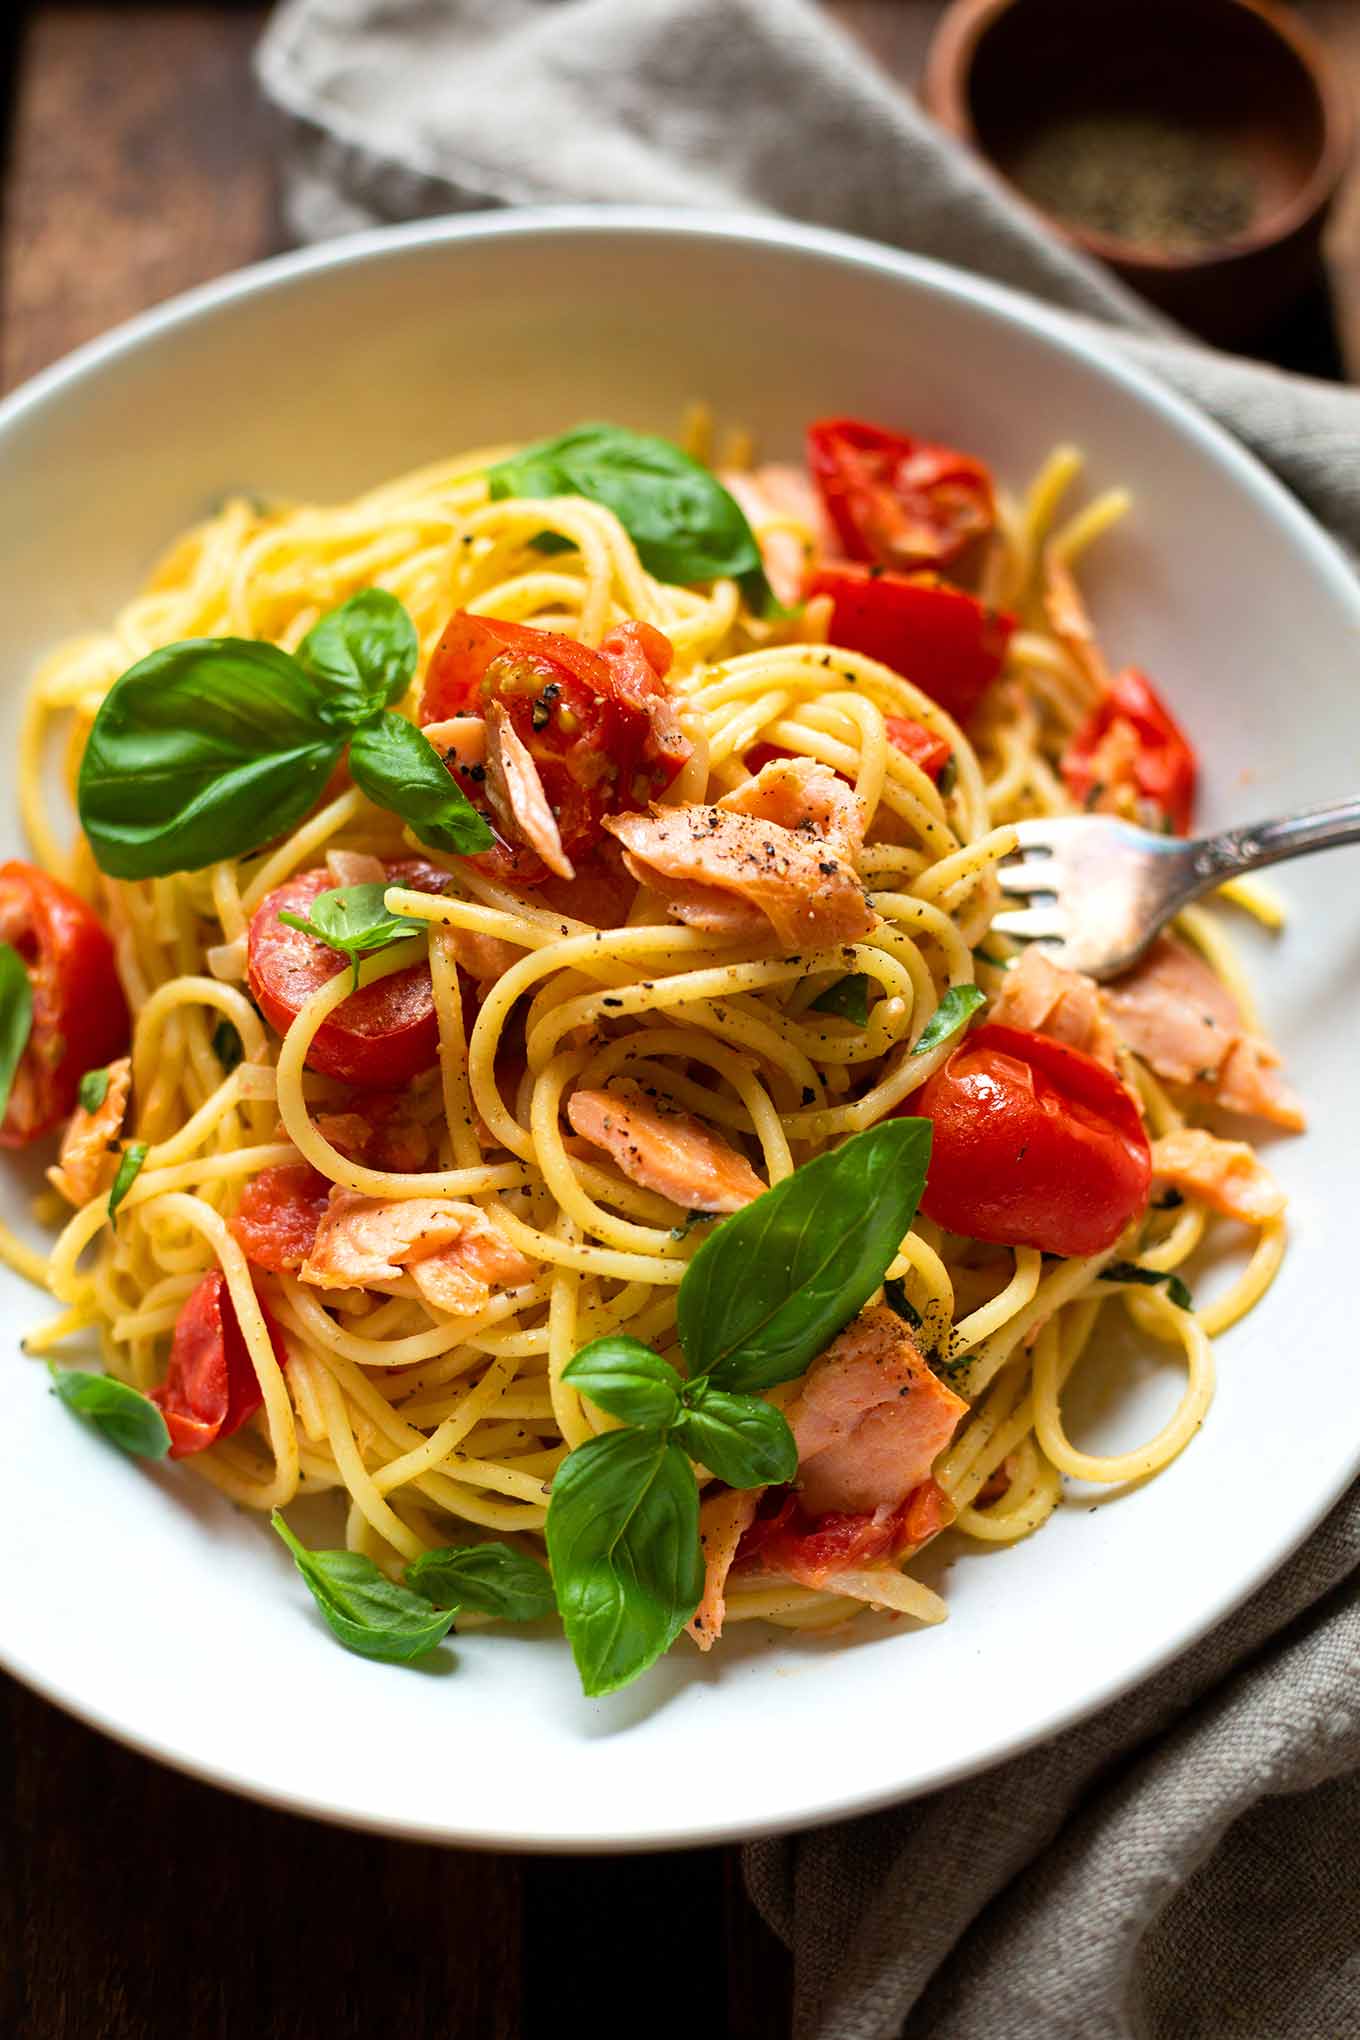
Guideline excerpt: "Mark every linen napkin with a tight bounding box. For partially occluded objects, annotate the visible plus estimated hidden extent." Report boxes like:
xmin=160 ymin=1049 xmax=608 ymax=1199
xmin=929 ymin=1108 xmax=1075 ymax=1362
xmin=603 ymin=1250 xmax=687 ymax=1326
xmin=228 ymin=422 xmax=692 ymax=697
xmin=256 ymin=5 xmax=1360 ymax=2035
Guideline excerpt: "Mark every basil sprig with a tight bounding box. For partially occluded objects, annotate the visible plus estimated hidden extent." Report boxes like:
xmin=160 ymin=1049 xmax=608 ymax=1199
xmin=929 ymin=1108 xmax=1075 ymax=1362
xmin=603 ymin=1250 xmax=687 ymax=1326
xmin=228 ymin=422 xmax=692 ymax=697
xmin=278 ymin=882 xmax=428 ymax=991
xmin=0 ymin=943 xmax=34 ymax=1124
xmin=273 ymin=1515 xmax=553 ymax=1662
xmin=486 ymin=422 xmax=782 ymax=617
xmin=546 ymin=1118 xmax=932 ymax=1696
xmin=49 ymin=1365 xmax=170 ymax=1459
xmin=77 ymin=589 xmax=493 ymax=879
xmin=911 ymin=983 xmax=986 ymax=1058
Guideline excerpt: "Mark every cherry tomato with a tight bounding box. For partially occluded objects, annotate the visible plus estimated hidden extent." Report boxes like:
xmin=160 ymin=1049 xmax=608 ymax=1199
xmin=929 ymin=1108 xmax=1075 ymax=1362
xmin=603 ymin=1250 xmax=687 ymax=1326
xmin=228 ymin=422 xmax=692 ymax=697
xmin=1061 ymin=667 xmax=1197 ymax=835
xmin=735 ymin=1477 xmax=953 ymax=1584
xmin=151 ymin=1269 xmax=287 ymax=1459
xmin=231 ymin=1162 xmax=330 ymax=1273
xmin=809 ymin=564 xmax=1014 ymax=726
xmin=0 ymin=861 xmax=130 ymax=1147
xmin=914 ymin=1022 xmax=1151 ymax=1257
xmin=807 ymin=417 xmax=997 ymax=571
xmin=247 ymin=858 xmax=448 ymax=1087
xmin=745 ymin=714 xmax=951 ymax=787
xmin=420 ymin=612 xmax=689 ymax=884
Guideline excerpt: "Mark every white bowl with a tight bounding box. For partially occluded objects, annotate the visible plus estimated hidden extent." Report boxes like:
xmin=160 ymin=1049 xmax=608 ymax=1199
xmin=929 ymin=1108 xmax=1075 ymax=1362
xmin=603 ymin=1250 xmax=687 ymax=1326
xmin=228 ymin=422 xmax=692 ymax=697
xmin=1 ymin=210 xmax=1356 ymax=1852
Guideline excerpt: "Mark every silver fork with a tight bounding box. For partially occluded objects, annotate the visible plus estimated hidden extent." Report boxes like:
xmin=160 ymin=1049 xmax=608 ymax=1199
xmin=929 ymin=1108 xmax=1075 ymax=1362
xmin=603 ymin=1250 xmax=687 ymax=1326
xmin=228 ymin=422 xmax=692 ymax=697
xmin=992 ymin=798 xmax=1360 ymax=980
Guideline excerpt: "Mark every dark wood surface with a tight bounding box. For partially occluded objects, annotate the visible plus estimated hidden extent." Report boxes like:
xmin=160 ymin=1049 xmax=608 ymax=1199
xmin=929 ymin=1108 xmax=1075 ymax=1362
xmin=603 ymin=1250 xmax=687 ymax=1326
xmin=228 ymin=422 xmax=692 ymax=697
xmin=2 ymin=7 xmax=1358 ymax=2036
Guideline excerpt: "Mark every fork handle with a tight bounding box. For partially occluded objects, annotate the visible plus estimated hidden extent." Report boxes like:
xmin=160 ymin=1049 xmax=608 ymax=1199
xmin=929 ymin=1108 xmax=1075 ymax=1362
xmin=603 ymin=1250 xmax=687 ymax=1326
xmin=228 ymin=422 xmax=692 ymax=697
xmin=1182 ymin=796 xmax=1360 ymax=894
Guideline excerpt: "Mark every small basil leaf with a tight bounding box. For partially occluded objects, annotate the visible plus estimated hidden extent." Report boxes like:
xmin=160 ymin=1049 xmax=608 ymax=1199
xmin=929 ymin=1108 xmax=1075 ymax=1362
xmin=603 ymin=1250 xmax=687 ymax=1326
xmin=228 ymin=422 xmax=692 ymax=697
xmin=271 ymin=1512 xmax=457 ymax=1663
xmin=912 ymin=983 xmax=986 ymax=1058
xmin=77 ymin=639 xmax=344 ymax=878
xmin=810 ymin=973 xmax=870 ymax=1026
xmin=1101 ymin=1262 xmax=1194 ymax=1312
xmin=546 ymin=1428 xmax=702 ymax=1698
xmin=348 ymin=713 xmax=496 ymax=856
xmin=937 ymin=754 xmax=958 ymax=797
xmin=107 ymin=1142 xmax=148 ymax=1226
xmin=674 ymin=1390 xmax=797 ymax=1488
xmin=883 ymin=1276 xmax=922 ymax=1329
xmin=78 ymin=1066 xmax=111 ymax=1113
xmin=278 ymin=881 xmax=428 ymax=990
xmin=487 ymin=422 xmax=775 ymax=605
xmin=48 ymin=1365 xmax=170 ymax=1459
xmin=298 ymin=589 xmax=419 ymax=728
xmin=0 ymin=944 xmax=34 ymax=1124
xmin=404 ymin=1542 xmax=555 ymax=1620
xmin=211 ymin=1020 xmax=244 ymax=1072
xmin=561 ymin=1337 xmax=684 ymax=1430
xmin=677 ymin=1119 xmax=933 ymax=1394
xmin=972 ymin=947 xmax=1017 ymax=973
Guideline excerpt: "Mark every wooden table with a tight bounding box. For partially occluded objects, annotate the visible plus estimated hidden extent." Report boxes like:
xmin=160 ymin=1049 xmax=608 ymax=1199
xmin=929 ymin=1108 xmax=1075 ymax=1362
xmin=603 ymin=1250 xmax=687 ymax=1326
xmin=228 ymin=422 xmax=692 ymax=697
xmin=2 ymin=7 xmax=1357 ymax=2035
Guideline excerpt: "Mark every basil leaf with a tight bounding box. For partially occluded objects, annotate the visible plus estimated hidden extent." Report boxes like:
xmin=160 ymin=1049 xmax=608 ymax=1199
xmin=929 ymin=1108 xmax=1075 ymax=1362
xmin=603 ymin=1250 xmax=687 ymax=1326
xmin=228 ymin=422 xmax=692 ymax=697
xmin=912 ymin=984 xmax=986 ymax=1057
xmin=78 ymin=1066 xmax=111 ymax=1113
xmin=0 ymin=944 xmax=34 ymax=1124
xmin=1101 ymin=1262 xmax=1194 ymax=1312
xmin=108 ymin=1142 xmax=148 ymax=1225
xmin=279 ymin=881 xmax=428 ymax=991
xmin=487 ymin=423 xmax=779 ymax=614
xmin=212 ymin=1020 xmax=244 ymax=1072
xmin=677 ymin=1119 xmax=933 ymax=1394
xmin=883 ymin=1275 xmax=922 ymax=1329
xmin=271 ymin=1512 xmax=457 ymax=1663
xmin=674 ymin=1388 xmax=797 ymax=1488
xmin=404 ymin=1541 xmax=555 ymax=1620
xmin=810 ymin=973 xmax=870 ymax=1026
xmin=561 ymin=1337 xmax=684 ymax=1430
xmin=348 ymin=713 xmax=495 ymax=856
xmin=546 ymin=1428 xmax=702 ymax=1698
xmin=937 ymin=754 xmax=958 ymax=797
xmin=298 ymin=589 xmax=419 ymax=729
xmin=48 ymin=1365 xmax=170 ymax=1459
xmin=972 ymin=947 xmax=1017 ymax=973
xmin=78 ymin=639 xmax=344 ymax=878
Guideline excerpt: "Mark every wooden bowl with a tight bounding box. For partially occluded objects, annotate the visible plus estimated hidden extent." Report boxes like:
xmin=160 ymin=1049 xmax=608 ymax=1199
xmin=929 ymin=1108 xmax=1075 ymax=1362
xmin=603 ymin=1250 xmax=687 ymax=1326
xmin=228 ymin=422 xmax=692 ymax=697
xmin=924 ymin=0 xmax=1353 ymax=343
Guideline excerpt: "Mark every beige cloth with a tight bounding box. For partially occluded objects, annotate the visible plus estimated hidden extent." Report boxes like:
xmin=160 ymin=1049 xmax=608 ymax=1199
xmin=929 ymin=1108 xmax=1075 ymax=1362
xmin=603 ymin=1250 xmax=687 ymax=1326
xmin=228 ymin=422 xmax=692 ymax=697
xmin=257 ymin=5 xmax=1360 ymax=2035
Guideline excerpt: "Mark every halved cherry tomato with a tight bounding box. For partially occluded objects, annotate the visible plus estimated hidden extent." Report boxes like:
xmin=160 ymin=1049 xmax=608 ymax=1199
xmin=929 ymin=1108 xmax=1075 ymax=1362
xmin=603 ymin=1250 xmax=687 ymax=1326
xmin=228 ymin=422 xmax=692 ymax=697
xmin=0 ymin=860 xmax=130 ymax=1147
xmin=809 ymin=564 xmax=1014 ymax=726
xmin=231 ymin=1162 xmax=331 ymax=1274
xmin=746 ymin=714 xmax=952 ymax=787
xmin=1061 ymin=667 xmax=1197 ymax=835
xmin=735 ymin=1477 xmax=953 ymax=1583
xmin=914 ymin=1022 xmax=1151 ymax=1257
xmin=807 ymin=418 xmax=997 ymax=571
xmin=247 ymin=858 xmax=448 ymax=1087
xmin=420 ymin=613 xmax=689 ymax=884
xmin=151 ymin=1269 xmax=287 ymax=1459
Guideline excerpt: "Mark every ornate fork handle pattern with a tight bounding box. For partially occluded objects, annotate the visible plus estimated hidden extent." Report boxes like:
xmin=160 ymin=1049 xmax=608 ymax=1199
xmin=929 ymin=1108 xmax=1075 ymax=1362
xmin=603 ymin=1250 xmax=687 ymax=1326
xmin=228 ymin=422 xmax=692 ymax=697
xmin=1186 ymin=798 xmax=1360 ymax=895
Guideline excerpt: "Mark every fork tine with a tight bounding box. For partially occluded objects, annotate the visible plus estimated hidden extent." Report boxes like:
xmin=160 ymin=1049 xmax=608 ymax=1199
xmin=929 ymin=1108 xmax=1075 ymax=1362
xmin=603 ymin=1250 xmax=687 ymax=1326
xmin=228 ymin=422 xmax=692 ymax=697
xmin=989 ymin=905 xmax=1070 ymax=942
xmin=1010 ymin=817 xmax=1064 ymax=849
xmin=997 ymin=858 xmax=1061 ymax=897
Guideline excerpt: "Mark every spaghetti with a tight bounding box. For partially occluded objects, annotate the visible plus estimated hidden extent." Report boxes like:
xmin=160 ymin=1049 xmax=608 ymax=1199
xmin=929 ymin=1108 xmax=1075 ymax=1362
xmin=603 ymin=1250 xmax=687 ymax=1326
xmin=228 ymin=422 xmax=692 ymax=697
xmin=4 ymin=412 xmax=1298 ymax=1691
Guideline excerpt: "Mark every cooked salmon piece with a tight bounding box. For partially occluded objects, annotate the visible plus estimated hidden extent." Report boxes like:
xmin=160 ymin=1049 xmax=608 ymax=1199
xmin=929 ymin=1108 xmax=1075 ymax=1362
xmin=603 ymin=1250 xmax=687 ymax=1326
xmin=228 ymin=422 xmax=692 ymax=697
xmin=605 ymin=759 xmax=873 ymax=950
xmin=566 ymin=1081 xmax=765 ymax=1213
xmin=312 ymin=1097 xmax=434 ymax=1174
xmin=989 ymin=945 xmax=1120 ymax=1069
xmin=484 ymin=700 xmax=574 ymax=880
xmin=1152 ymin=1126 xmax=1286 ymax=1225
xmin=48 ymin=1056 xmax=131 ymax=1207
xmin=686 ymin=1486 xmax=761 ymax=1652
xmin=1044 ymin=551 xmax=1109 ymax=693
xmin=325 ymin=849 xmax=388 ymax=888
xmin=718 ymin=464 xmax=828 ymax=609
xmin=787 ymin=1305 xmax=968 ymax=1517
xmin=422 ymin=716 xmax=487 ymax=773
xmin=1105 ymin=937 xmax=1304 ymax=1130
xmin=300 ymin=1190 xmax=534 ymax=1316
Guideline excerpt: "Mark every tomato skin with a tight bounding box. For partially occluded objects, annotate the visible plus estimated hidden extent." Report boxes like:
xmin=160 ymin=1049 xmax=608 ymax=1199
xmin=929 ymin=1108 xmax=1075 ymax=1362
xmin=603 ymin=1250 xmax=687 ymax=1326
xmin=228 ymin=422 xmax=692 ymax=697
xmin=420 ymin=612 xmax=689 ymax=884
xmin=809 ymin=564 xmax=1014 ymax=726
xmin=807 ymin=417 xmax=997 ymax=571
xmin=247 ymin=858 xmax=448 ymax=1087
xmin=1061 ymin=667 xmax=1197 ymax=835
xmin=914 ymin=1022 xmax=1151 ymax=1257
xmin=736 ymin=1477 xmax=954 ymax=1584
xmin=0 ymin=860 xmax=130 ymax=1147
xmin=151 ymin=1269 xmax=287 ymax=1459
xmin=231 ymin=1162 xmax=330 ymax=1273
